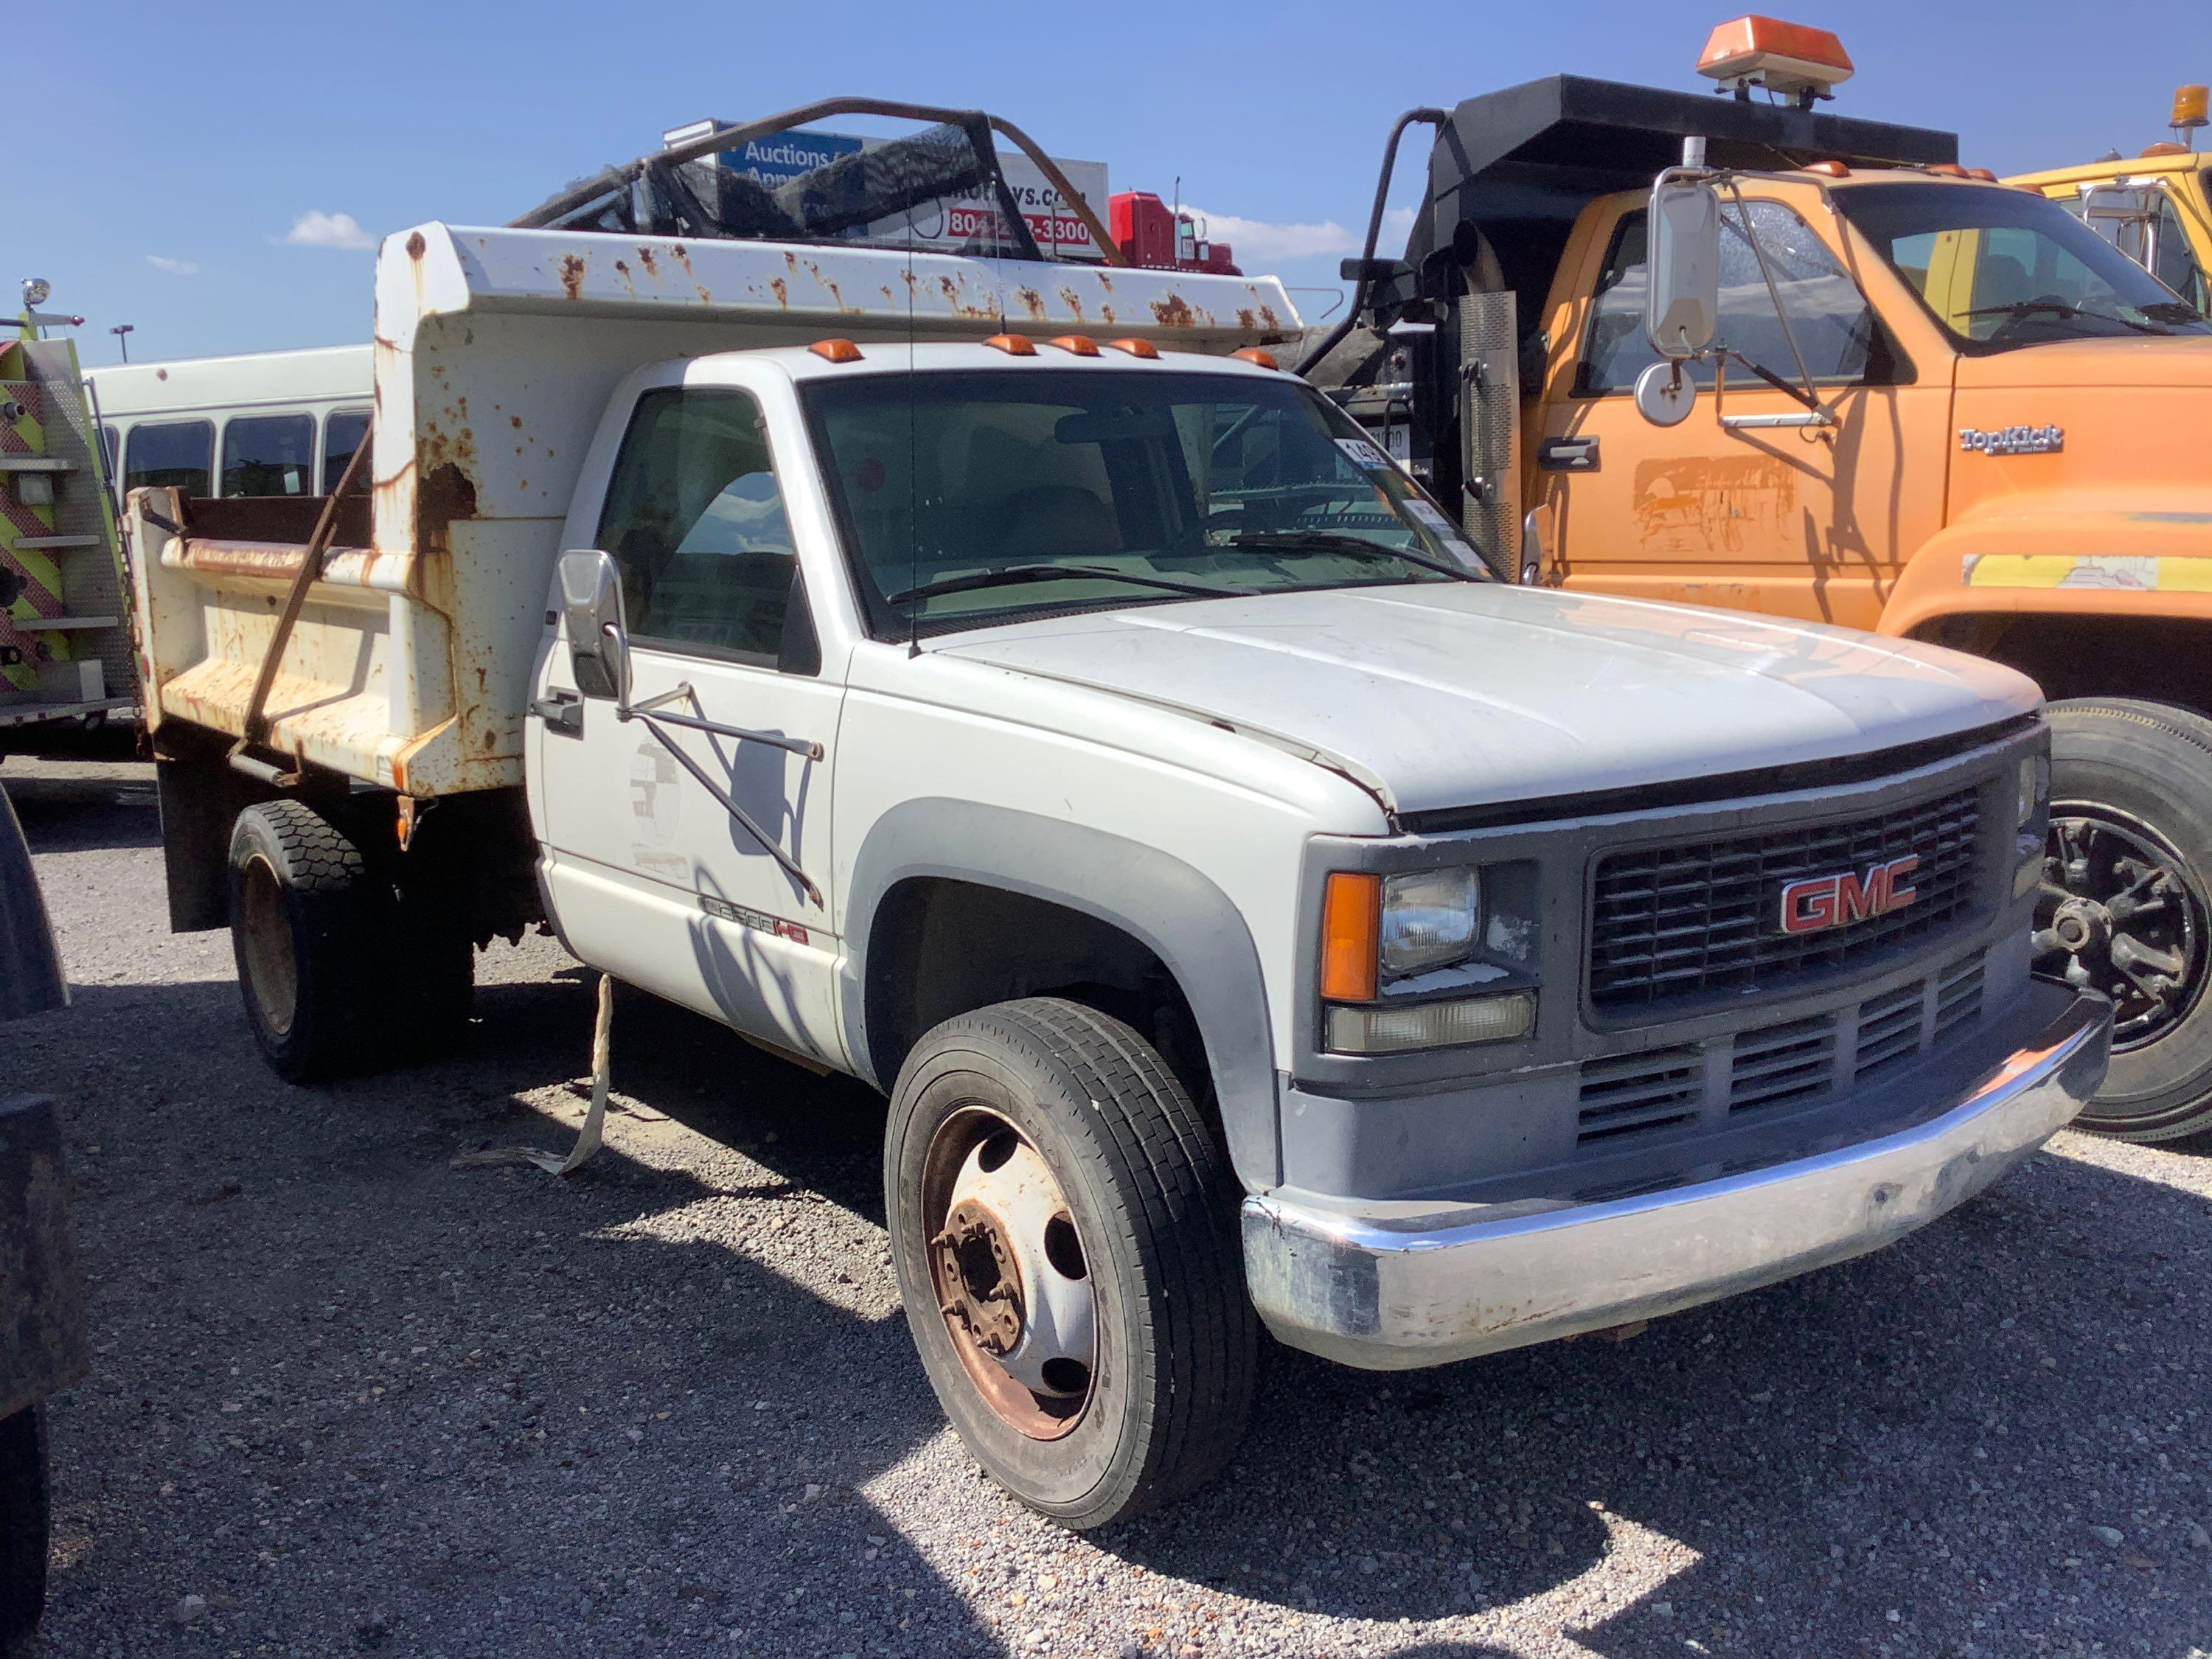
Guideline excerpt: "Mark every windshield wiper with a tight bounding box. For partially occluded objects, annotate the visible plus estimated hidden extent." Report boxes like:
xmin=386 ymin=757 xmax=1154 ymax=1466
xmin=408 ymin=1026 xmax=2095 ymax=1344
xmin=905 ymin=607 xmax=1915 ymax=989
xmin=1222 ymin=531 xmax=1484 ymax=584
xmin=883 ymin=563 xmax=1231 ymax=607
xmin=1960 ymin=298 xmax=2166 ymax=335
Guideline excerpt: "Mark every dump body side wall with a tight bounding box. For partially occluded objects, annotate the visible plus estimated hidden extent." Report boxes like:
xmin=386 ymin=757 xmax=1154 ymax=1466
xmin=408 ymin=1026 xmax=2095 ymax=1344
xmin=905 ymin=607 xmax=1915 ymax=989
xmin=131 ymin=223 xmax=1300 ymax=796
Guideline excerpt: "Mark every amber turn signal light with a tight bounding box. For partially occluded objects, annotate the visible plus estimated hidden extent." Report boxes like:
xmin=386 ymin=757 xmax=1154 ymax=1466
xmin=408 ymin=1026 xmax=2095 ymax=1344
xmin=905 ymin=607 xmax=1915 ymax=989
xmin=808 ymin=338 xmax=863 ymax=364
xmin=1319 ymin=872 xmax=1382 ymax=1004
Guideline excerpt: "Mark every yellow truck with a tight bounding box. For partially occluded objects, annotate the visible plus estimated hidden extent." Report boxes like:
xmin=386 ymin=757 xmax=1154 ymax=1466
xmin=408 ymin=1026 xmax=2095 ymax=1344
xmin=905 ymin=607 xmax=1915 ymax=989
xmin=2007 ymin=85 xmax=2211 ymax=316
xmin=1304 ymin=18 xmax=2212 ymax=1141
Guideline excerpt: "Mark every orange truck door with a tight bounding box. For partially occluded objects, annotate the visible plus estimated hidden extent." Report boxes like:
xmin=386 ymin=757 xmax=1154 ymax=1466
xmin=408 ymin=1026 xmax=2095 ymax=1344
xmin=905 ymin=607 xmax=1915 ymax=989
xmin=1530 ymin=195 xmax=1949 ymax=629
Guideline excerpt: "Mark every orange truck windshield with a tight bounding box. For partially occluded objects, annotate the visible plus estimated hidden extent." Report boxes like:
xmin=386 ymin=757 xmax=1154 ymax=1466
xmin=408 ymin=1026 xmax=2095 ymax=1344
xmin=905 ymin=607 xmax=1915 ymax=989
xmin=1834 ymin=181 xmax=2212 ymax=349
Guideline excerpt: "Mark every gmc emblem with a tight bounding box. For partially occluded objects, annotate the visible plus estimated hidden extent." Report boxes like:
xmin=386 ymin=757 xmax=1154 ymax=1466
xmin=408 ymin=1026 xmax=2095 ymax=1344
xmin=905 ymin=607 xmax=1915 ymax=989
xmin=1778 ymin=855 xmax=1920 ymax=936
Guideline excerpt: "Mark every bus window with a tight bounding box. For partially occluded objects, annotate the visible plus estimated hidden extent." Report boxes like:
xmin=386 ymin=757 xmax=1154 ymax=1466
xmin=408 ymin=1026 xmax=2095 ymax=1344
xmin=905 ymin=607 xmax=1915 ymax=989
xmin=221 ymin=413 xmax=315 ymax=497
xmin=323 ymin=408 xmax=370 ymax=492
xmin=125 ymin=420 xmax=214 ymax=496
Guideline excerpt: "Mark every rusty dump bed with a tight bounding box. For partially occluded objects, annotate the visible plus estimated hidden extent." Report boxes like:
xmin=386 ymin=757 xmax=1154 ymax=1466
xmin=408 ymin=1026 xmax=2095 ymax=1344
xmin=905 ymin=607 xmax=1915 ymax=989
xmin=126 ymin=223 xmax=1299 ymax=798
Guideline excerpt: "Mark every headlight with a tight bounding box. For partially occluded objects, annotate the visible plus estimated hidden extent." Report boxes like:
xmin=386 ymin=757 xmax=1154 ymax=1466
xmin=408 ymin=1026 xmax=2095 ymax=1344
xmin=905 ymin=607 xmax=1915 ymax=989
xmin=1380 ymin=867 xmax=1481 ymax=979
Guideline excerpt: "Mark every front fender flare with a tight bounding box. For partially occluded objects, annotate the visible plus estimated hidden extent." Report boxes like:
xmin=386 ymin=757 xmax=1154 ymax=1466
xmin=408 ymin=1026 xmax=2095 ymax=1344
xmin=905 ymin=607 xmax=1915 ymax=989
xmin=843 ymin=798 xmax=1281 ymax=1189
xmin=1880 ymin=514 xmax=2212 ymax=640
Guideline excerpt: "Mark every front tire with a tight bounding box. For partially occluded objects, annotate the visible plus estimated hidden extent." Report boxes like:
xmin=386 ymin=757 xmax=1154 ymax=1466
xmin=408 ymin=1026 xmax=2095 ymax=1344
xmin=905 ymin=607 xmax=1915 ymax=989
xmin=885 ymin=998 xmax=1257 ymax=1528
xmin=2039 ymin=699 xmax=2212 ymax=1141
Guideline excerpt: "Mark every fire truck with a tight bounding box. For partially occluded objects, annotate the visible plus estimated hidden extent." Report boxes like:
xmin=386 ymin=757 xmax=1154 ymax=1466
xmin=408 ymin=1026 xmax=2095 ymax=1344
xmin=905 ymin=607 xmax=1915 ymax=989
xmin=1 ymin=281 xmax=135 ymax=757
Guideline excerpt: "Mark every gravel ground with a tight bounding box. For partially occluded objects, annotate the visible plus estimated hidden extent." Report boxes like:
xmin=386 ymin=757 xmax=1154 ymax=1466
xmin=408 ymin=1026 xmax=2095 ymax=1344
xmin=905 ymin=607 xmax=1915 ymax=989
xmin=10 ymin=757 xmax=2212 ymax=1659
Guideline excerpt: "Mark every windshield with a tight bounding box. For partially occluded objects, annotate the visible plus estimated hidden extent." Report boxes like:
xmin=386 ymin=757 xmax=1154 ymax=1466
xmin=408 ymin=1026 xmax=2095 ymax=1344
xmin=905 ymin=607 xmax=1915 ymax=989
xmin=1834 ymin=181 xmax=2212 ymax=349
xmin=802 ymin=369 xmax=1489 ymax=639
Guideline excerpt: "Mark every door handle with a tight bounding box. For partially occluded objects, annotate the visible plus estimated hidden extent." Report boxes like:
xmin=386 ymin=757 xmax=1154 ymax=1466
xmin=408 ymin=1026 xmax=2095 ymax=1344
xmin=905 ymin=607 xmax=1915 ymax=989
xmin=1537 ymin=436 xmax=1600 ymax=472
xmin=529 ymin=690 xmax=583 ymax=737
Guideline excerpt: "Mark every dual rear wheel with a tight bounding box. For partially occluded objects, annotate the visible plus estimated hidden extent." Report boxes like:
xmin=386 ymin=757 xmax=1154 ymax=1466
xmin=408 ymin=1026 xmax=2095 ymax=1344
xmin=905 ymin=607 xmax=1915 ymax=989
xmin=227 ymin=799 xmax=474 ymax=1082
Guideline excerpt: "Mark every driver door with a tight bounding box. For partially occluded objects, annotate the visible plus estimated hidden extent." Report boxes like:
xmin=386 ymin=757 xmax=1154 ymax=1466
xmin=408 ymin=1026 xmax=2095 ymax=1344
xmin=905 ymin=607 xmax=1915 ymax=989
xmin=1534 ymin=197 xmax=1949 ymax=630
xmin=532 ymin=380 xmax=848 ymax=1068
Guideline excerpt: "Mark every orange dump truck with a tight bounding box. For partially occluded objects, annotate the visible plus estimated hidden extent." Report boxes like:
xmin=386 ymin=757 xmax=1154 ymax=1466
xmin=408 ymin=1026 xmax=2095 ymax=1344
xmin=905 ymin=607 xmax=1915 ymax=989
xmin=1304 ymin=20 xmax=2212 ymax=1139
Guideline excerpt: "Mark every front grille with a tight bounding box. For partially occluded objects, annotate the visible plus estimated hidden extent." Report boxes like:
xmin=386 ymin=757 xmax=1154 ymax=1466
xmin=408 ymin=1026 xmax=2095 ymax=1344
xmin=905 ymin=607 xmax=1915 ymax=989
xmin=1576 ymin=1047 xmax=1703 ymax=1144
xmin=1728 ymin=1015 xmax=1838 ymax=1113
xmin=1574 ymin=949 xmax=1989 ymax=1152
xmin=1589 ymin=785 xmax=1983 ymax=1013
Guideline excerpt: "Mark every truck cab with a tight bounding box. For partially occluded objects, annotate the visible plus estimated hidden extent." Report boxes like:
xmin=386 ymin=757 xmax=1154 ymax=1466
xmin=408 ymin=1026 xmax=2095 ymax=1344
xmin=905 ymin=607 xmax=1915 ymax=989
xmin=2006 ymin=84 xmax=2212 ymax=316
xmin=1307 ymin=48 xmax=2212 ymax=1141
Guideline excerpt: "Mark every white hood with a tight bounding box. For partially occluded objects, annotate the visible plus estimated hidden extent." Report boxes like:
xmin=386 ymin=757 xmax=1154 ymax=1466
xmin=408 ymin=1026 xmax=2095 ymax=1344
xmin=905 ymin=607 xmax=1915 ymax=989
xmin=933 ymin=585 xmax=2039 ymax=816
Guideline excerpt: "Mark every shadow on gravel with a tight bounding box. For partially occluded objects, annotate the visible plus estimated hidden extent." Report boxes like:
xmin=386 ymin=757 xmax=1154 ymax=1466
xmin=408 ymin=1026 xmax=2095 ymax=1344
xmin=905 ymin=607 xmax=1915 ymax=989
xmin=1096 ymin=1152 xmax=2212 ymax=1654
xmin=4 ymin=773 xmax=162 ymax=853
xmin=38 ymin=972 xmax=1009 ymax=1656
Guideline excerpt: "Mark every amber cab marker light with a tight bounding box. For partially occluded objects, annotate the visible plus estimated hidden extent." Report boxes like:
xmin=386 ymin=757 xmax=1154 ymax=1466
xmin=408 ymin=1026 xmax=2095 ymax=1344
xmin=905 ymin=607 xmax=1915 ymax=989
xmin=1048 ymin=334 xmax=1100 ymax=356
xmin=983 ymin=333 xmax=1037 ymax=357
xmin=1804 ymin=160 xmax=1850 ymax=178
xmin=808 ymin=338 xmax=863 ymax=364
xmin=1105 ymin=337 xmax=1160 ymax=359
xmin=1927 ymin=163 xmax=1969 ymax=178
xmin=1231 ymin=347 xmax=1279 ymax=370
xmin=1319 ymin=872 xmax=1382 ymax=1004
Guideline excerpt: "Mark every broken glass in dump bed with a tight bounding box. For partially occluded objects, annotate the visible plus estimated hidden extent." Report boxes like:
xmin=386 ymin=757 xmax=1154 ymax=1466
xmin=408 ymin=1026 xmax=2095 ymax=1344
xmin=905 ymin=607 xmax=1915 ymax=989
xmin=527 ymin=120 xmax=1041 ymax=262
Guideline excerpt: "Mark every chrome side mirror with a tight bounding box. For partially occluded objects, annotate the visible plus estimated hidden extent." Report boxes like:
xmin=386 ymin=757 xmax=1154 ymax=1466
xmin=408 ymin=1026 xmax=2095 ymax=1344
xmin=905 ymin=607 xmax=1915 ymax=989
xmin=557 ymin=549 xmax=630 ymax=705
xmin=1646 ymin=177 xmax=1722 ymax=361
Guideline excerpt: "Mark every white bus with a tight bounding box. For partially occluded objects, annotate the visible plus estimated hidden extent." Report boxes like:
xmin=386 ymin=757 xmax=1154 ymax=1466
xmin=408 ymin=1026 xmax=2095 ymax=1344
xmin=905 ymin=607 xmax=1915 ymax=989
xmin=84 ymin=344 xmax=372 ymax=502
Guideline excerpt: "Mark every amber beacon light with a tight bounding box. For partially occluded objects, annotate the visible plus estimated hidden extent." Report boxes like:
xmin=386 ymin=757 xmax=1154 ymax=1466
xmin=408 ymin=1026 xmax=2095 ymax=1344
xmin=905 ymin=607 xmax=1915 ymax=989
xmin=2175 ymin=85 xmax=2209 ymax=142
xmin=1697 ymin=16 xmax=1854 ymax=106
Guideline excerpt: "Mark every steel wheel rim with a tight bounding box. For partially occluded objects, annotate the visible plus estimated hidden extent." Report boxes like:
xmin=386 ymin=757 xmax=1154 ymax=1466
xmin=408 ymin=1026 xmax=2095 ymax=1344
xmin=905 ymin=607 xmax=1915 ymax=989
xmin=238 ymin=858 xmax=299 ymax=1037
xmin=2035 ymin=804 xmax=2208 ymax=1051
xmin=920 ymin=1105 xmax=1096 ymax=1441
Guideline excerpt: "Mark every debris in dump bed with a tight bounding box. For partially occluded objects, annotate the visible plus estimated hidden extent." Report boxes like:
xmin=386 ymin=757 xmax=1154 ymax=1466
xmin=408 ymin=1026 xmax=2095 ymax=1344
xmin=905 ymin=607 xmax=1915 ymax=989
xmin=453 ymin=975 xmax=615 ymax=1178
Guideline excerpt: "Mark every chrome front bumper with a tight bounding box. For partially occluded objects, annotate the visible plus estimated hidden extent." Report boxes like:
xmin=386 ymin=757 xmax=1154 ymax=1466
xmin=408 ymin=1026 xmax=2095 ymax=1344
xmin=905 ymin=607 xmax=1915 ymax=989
xmin=1242 ymin=992 xmax=2111 ymax=1371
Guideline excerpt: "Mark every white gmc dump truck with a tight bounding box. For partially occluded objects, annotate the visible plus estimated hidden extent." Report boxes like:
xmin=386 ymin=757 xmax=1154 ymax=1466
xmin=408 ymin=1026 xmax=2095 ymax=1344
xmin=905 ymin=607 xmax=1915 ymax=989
xmin=126 ymin=111 xmax=2111 ymax=1527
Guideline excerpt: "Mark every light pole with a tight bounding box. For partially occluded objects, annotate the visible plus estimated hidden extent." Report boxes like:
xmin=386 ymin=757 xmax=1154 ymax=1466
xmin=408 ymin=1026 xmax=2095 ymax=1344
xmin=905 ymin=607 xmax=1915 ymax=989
xmin=109 ymin=324 xmax=133 ymax=362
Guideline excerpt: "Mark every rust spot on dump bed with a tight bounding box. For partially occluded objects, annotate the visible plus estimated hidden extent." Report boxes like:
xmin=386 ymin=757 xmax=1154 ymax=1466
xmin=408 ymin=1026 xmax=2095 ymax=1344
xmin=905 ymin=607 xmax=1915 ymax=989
xmin=613 ymin=258 xmax=635 ymax=296
xmin=1259 ymin=305 xmax=1281 ymax=330
xmin=1015 ymin=287 xmax=1046 ymax=321
xmin=406 ymin=231 xmax=427 ymax=260
xmin=1150 ymin=294 xmax=1195 ymax=328
xmin=769 ymin=277 xmax=788 ymax=307
xmin=1237 ymin=308 xmax=1256 ymax=330
xmin=636 ymin=245 xmax=658 ymax=276
xmin=557 ymin=254 xmax=586 ymax=300
xmin=417 ymin=462 xmax=479 ymax=554
xmin=667 ymin=243 xmax=712 ymax=303
xmin=1058 ymin=288 xmax=1085 ymax=321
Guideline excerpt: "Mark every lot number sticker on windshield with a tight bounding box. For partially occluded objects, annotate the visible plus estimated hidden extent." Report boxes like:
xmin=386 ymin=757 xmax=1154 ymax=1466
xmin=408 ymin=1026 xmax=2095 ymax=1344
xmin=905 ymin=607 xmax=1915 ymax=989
xmin=1399 ymin=497 xmax=1483 ymax=566
xmin=1335 ymin=437 xmax=1395 ymax=473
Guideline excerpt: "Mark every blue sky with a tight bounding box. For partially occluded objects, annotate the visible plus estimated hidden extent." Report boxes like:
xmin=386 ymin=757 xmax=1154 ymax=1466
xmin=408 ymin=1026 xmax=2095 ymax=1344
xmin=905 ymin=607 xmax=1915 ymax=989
xmin=20 ymin=0 xmax=2201 ymax=366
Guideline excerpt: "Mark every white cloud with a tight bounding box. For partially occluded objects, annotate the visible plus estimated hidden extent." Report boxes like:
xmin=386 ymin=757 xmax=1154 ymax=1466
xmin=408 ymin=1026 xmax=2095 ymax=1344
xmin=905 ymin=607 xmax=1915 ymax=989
xmin=283 ymin=211 xmax=375 ymax=251
xmin=146 ymin=255 xmax=198 ymax=276
xmin=1183 ymin=205 xmax=1415 ymax=265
